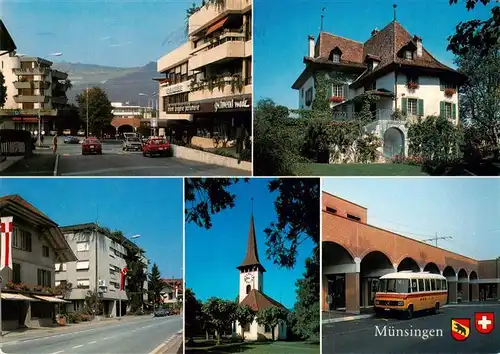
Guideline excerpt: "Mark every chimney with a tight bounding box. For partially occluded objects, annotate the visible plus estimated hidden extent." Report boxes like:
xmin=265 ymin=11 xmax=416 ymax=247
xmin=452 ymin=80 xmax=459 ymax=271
xmin=371 ymin=28 xmax=379 ymax=36
xmin=308 ymin=35 xmax=315 ymax=58
xmin=414 ymin=35 xmax=423 ymax=57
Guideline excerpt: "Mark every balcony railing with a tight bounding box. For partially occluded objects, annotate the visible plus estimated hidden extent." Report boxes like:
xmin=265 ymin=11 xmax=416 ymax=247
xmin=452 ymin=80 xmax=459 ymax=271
xmin=13 ymin=95 xmax=50 ymax=103
xmin=13 ymin=67 xmax=48 ymax=75
xmin=190 ymin=75 xmax=245 ymax=94
xmin=13 ymin=81 xmax=31 ymax=89
xmin=191 ymin=33 xmax=245 ymax=56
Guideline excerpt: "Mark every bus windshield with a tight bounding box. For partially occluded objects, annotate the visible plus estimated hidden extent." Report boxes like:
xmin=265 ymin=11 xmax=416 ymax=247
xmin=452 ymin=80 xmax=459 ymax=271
xmin=378 ymin=278 xmax=410 ymax=293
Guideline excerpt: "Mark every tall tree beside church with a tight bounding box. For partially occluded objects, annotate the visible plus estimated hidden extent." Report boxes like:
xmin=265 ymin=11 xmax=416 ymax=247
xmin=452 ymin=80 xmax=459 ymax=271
xmin=148 ymin=263 xmax=163 ymax=305
xmin=0 ymin=70 xmax=7 ymax=108
xmin=202 ymin=298 xmax=237 ymax=345
xmin=234 ymin=304 xmax=256 ymax=341
xmin=185 ymin=178 xmax=319 ymax=269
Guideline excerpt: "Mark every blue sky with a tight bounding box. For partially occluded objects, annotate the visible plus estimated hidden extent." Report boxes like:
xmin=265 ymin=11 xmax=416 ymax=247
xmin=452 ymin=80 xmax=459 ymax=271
xmin=323 ymin=178 xmax=500 ymax=260
xmin=0 ymin=178 xmax=183 ymax=278
xmin=185 ymin=178 xmax=316 ymax=309
xmin=1 ymin=0 xmax=193 ymax=67
xmin=254 ymin=0 xmax=496 ymax=108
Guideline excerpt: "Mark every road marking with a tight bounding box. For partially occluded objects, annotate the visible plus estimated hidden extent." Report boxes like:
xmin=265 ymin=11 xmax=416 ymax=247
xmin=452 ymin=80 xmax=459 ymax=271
xmin=53 ymin=154 xmax=59 ymax=176
xmin=72 ymin=345 xmax=83 ymax=349
xmin=102 ymin=337 xmax=109 ymax=340
xmin=88 ymin=340 xmax=97 ymax=344
xmin=50 ymin=351 xmax=64 ymax=354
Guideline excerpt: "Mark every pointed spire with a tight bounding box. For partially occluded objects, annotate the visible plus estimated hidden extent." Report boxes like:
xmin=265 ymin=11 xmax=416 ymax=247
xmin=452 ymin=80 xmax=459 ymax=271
xmin=237 ymin=201 xmax=266 ymax=272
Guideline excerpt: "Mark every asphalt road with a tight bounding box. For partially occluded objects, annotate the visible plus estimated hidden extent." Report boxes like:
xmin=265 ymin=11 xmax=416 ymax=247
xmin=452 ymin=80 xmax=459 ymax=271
xmin=323 ymin=305 xmax=500 ymax=353
xmin=32 ymin=139 xmax=249 ymax=176
xmin=1 ymin=315 xmax=182 ymax=354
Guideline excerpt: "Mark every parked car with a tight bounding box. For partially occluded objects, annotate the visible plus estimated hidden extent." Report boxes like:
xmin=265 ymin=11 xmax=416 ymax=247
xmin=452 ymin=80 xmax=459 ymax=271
xmin=123 ymin=137 xmax=143 ymax=151
xmin=62 ymin=129 xmax=71 ymax=136
xmin=64 ymin=136 xmax=80 ymax=144
xmin=77 ymin=129 xmax=85 ymax=136
xmin=153 ymin=309 xmax=168 ymax=317
xmin=142 ymin=137 xmax=171 ymax=157
xmin=82 ymin=137 xmax=102 ymax=155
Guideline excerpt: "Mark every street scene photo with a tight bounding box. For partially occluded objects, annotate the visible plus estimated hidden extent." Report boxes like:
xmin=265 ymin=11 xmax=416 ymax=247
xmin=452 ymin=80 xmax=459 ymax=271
xmin=253 ymin=0 xmax=499 ymax=176
xmin=0 ymin=178 xmax=184 ymax=354
xmin=184 ymin=178 xmax=319 ymax=353
xmin=0 ymin=0 xmax=251 ymax=177
xmin=322 ymin=178 xmax=500 ymax=353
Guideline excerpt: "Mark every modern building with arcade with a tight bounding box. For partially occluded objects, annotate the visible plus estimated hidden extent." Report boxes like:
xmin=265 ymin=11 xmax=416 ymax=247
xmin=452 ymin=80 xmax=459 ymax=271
xmin=322 ymin=191 xmax=499 ymax=314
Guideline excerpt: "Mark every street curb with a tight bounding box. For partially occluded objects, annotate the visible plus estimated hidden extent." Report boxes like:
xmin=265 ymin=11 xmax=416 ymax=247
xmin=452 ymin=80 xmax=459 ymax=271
xmin=443 ymin=303 xmax=500 ymax=308
xmin=0 ymin=156 xmax=24 ymax=172
xmin=322 ymin=313 xmax=375 ymax=324
xmin=53 ymin=154 xmax=59 ymax=176
xmin=149 ymin=330 xmax=183 ymax=354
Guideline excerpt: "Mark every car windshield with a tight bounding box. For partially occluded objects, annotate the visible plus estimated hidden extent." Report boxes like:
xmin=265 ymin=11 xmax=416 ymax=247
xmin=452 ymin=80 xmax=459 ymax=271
xmin=378 ymin=278 xmax=410 ymax=293
xmin=151 ymin=139 xmax=166 ymax=145
xmin=128 ymin=138 xmax=140 ymax=142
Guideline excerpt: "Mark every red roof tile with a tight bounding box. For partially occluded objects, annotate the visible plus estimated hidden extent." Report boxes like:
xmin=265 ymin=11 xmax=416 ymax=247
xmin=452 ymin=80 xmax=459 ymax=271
xmin=0 ymin=194 xmax=54 ymax=223
xmin=239 ymin=289 xmax=288 ymax=312
xmin=317 ymin=32 xmax=364 ymax=64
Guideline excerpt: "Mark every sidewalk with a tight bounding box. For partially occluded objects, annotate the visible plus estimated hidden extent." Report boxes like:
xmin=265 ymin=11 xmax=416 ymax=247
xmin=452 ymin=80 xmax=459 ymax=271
xmin=1 ymin=315 xmax=151 ymax=343
xmin=0 ymin=154 xmax=56 ymax=176
xmin=149 ymin=330 xmax=183 ymax=354
xmin=0 ymin=156 xmax=24 ymax=173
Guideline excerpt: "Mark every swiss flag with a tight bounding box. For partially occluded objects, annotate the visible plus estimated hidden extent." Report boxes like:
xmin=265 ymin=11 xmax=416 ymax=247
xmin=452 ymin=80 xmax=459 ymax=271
xmin=1 ymin=217 xmax=14 ymax=271
xmin=475 ymin=312 xmax=494 ymax=334
xmin=120 ymin=267 xmax=128 ymax=291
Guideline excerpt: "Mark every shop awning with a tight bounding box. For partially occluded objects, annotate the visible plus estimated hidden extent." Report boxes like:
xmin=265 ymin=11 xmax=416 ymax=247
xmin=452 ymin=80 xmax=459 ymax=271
xmin=1 ymin=293 xmax=38 ymax=301
xmin=206 ymin=18 xmax=228 ymax=36
xmin=33 ymin=295 xmax=70 ymax=303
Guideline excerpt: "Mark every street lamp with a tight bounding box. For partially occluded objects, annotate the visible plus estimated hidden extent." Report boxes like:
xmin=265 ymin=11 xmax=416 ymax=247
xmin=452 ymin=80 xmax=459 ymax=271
xmin=118 ymin=234 xmax=140 ymax=319
xmin=35 ymin=52 xmax=63 ymax=147
xmin=139 ymin=93 xmax=158 ymax=135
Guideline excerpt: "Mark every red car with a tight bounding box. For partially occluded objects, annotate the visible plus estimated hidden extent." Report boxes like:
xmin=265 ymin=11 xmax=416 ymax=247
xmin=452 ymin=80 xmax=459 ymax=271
xmin=142 ymin=137 xmax=171 ymax=157
xmin=82 ymin=137 xmax=102 ymax=155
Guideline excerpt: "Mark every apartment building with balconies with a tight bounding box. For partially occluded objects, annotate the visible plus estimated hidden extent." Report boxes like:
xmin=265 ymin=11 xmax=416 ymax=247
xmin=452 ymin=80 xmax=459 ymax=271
xmin=0 ymin=20 xmax=70 ymax=133
xmin=56 ymin=223 xmax=148 ymax=318
xmin=156 ymin=0 xmax=252 ymax=147
xmin=0 ymin=195 xmax=77 ymax=331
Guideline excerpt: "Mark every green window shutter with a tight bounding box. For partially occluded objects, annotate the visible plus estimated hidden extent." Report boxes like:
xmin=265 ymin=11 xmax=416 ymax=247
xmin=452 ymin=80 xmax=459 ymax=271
xmin=417 ymin=99 xmax=424 ymax=116
xmin=401 ymin=97 xmax=408 ymax=114
xmin=343 ymin=84 xmax=349 ymax=99
xmin=440 ymin=101 xmax=445 ymax=117
xmin=327 ymin=84 xmax=333 ymax=97
xmin=452 ymin=103 xmax=457 ymax=119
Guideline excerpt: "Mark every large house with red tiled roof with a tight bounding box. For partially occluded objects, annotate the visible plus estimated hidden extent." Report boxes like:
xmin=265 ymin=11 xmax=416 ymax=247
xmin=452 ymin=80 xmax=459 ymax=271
xmin=234 ymin=214 xmax=288 ymax=341
xmin=292 ymin=18 xmax=467 ymax=160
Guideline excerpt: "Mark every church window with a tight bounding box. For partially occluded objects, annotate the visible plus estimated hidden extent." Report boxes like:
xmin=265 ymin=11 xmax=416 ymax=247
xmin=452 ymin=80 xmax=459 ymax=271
xmin=265 ymin=325 xmax=271 ymax=333
xmin=246 ymin=285 xmax=251 ymax=294
xmin=243 ymin=323 xmax=250 ymax=332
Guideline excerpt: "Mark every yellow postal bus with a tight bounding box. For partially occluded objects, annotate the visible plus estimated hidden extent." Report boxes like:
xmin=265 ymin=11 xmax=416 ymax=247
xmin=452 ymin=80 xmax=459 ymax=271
xmin=374 ymin=271 xmax=448 ymax=319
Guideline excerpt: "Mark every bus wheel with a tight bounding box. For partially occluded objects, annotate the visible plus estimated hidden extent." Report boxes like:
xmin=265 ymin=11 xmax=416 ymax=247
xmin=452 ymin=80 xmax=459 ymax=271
xmin=406 ymin=305 xmax=413 ymax=320
xmin=434 ymin=303 xmax=440 ymax=314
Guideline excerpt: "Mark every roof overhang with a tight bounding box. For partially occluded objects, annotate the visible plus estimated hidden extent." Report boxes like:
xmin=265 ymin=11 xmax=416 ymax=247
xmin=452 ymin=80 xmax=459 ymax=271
xmin=0 ymin=20 xmax=17 ymax=53
xmin=33 ymin=295 xmax=71 ymax=303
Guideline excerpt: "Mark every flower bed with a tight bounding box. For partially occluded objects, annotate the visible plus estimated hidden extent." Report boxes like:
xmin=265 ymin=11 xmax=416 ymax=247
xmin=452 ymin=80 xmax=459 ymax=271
xmin=391 ymin=155 xmax=424 ymax=166
xmin=329 ymin=96 xmax=344 ymax=103
xmin=407 ymin=82 xmax=419 ymax=90
xmin=444 ymin=88 xmax=456 ymax=97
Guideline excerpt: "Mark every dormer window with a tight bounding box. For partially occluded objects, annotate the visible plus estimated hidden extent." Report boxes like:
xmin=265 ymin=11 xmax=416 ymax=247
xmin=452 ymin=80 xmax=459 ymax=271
xmin=405 ymin=50 xmax=413 ymax=60
xmin=329 ymin=47 xmax=343 ymax=63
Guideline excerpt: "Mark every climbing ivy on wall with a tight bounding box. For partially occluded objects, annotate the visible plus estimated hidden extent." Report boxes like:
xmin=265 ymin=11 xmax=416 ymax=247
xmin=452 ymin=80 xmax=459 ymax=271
xmin=407 ymin=115 xmax=464 ymax=161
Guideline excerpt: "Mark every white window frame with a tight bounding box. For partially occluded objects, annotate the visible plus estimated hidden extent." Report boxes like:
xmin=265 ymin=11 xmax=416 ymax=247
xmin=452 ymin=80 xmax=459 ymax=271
xmin=62 ymin=263 xmax=67 ymax=271
xmin=76 ymin=242 xmax=90 ymax=252
xmin=407 ymin=98 xmax=418 ymax=116
xmin=332 ymin=53 xmax=340 ymax=63
xmin=76 ymin=261 xmax=90 ymax=270
xmin=444 ymin=82 xmax=455 ymax=90
xmin=76 ymin=279 xmax=90 ymax=288
xmin=332 ymin=85 xmax=344 ymax=98
xmin=405 ymin=50 xmax=412 ymax=60
xmin=444 ymin=102 xmax=452 ymax=119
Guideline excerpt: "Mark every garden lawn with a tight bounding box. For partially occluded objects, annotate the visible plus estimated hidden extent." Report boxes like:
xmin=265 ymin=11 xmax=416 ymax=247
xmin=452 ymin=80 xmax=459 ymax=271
xmin=300 ymin=163 xmax=428 ymax=176
xmin=186 ymin=340 xmax=319 ymax=353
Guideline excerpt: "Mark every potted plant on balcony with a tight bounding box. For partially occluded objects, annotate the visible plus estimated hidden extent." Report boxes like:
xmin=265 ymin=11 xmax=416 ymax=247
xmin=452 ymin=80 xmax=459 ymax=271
xmin=231 ymin=74 xmax=244 ymax=94
xmin=407 ymin=82 xmax=419 ymax=90
xmin=444 ymin=88 xmax=456 ymax=97
xmin=329 ymin=96 xmax=344 ymax=103
xmin=5 ymin=281 xmax=20 ymax=290
xmin=215 ymin=75 xmax=225 ymax=91
xmin=19 ymin=283 xmax=30 ymax=291
xmin=33 ymin=284 xmax=45 ymax=293
xmin=159 ymin=79 xmax=169 ymax=86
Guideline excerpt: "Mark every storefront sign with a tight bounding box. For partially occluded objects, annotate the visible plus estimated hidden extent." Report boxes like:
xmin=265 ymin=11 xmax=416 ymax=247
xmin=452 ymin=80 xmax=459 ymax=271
xmin=166 ymin=104 xmax=201 ymax=113
xmin=165 ymin=84 xmax=184 ymax=95
xmin=214 ymin=99 xmax=251 ymax=112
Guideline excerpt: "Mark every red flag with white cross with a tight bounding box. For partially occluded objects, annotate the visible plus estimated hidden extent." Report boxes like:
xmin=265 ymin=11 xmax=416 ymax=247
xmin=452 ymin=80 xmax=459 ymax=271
xmin=475 ymin=312 xmax=494 ymax=334
xmin=1 ymin=217 xmax=14 ymax=271
xmin=120 ymin=267 xmax=128 ymax=291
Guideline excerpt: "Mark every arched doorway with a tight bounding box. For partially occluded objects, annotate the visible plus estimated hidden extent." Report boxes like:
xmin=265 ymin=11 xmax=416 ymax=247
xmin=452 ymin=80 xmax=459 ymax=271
xmin=457 ymin=269 xmax=468 ymax=302
xmin=469 ymin=271 xmax=478 ymax=301
xmin=322 ymin=242 xmax=355 ymax=311
xmin=397 ymin=257 xmax=420 ymax=272
xmin=383 ymin=127 xmax=404 ymax=158
xmin=424 ymin=262 xmax=440 ymax=274
xmin=443 ymin=266 xmax=456 ymax=304
xmin=360 ymin=251 xmax=393 ymax=308
xmin=118 ymin=125 xmax=135 ymax=134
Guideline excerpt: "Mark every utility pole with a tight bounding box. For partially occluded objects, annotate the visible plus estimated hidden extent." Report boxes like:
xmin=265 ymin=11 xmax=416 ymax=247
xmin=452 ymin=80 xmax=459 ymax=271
xmin=86 ymin=87 xmax=89 ymax=138
xmin=422 ymin=233 xmax=452 ymax=247
xmin=94 ymin=207 xmax=99 ymax=319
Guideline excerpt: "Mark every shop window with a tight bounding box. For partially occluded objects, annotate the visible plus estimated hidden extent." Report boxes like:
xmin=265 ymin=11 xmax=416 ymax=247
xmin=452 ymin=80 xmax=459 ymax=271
xmin=31 ymin=302 xmax=53 ymax=319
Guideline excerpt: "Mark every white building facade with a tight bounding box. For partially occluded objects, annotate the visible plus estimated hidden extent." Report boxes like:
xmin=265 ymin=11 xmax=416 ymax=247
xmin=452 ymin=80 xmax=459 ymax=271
xmin=292 ymin=21 xmax=465 ymax=160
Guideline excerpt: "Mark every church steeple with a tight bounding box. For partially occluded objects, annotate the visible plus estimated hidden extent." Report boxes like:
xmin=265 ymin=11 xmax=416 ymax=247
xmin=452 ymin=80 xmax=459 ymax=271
xmin=237 ymin=211 xmax=266 ymax=273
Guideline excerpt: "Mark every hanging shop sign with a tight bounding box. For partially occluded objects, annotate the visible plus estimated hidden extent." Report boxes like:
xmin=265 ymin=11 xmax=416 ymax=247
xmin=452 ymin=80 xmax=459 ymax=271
xmin=166 ymin=104 xmax=201 ymax=113
xmin=214 ymin=98 xmax=251 ymax=112
xmin=165 ymin=95 xmax=252 ymax=114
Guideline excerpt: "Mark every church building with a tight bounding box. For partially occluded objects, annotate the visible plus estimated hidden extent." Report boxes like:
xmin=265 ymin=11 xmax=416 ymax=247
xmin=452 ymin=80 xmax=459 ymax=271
xmin=234 ymin=214 xmax=288 ymax=341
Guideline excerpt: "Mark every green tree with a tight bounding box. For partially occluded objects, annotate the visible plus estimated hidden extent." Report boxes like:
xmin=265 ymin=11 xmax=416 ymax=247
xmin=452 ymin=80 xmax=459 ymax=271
xmin=255 ymin=307 xmax=288 ymax=341
xmin=0 ymin=70 xmax=7 ymax=108
xmin=76 ymin=86 xmax=113 ymax=137
xmin=148 ymin=263 xmax=163 ymax=306
xmin=185 ymin=288 xmax=202 ymax=345
xmin=253 ymin=98 xmax=307 ymax=175
xmin=202 ymin=297 xmax=237 ymax=345
xmin=234 ymin=304 xmax=256 ymax=341
xmin=292 ymin=247 xmax=320 ymax=341
xmin=185 ymin=178 xmax=248 ymax=229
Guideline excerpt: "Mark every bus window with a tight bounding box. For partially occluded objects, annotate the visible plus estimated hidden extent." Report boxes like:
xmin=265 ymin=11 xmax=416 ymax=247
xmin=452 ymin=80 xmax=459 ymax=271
xmin=442 ymin=280 xmax=447 ymax=290
xmin=386 ymin=278 xmax=410 ymax=293
xmin=411 ymin=279 xmax=417 ymax=293
xmin=436 ymin=279 xmax=442 ymax=290
xmin=418 ymin=279 xmax=424 ymax=292
xmin=431 ymin=279 xmax=436 ymax=291
xmin=424 ymin=279 xmax=431 ymax=292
